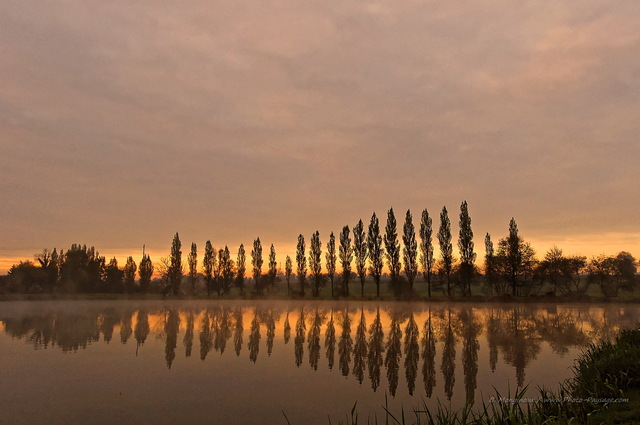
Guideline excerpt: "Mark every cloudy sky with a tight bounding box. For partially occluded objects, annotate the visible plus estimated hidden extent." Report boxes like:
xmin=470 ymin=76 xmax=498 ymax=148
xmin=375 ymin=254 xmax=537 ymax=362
xmin=1 ymin=0 xmax=639 ymax=271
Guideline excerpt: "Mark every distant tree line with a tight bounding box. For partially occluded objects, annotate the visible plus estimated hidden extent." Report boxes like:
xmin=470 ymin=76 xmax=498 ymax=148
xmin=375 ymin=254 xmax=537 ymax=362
xmin=2 ymin=201 xmax=638 ymax=298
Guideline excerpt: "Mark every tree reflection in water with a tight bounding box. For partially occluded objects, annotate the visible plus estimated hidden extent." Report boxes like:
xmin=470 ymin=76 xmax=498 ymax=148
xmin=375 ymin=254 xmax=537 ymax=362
xmin=352 ymin=309 xmax=367 ymax=384
xmin=368 ymin=308 xmax=384 ymax=392
xmin=324 ymin=310 xmax=336 ymax=370
xmin=338 ymin=308 xmax=352 ymax=377
xmin=421 ymin=309 xmax=436 ymax=397
xmin=404 ymin=313 xmax=419 ymax=396
xmin=1 ymin=302 xmax=637 ymax=400
xmin=294 ymin=308 xmax=305 ymax=367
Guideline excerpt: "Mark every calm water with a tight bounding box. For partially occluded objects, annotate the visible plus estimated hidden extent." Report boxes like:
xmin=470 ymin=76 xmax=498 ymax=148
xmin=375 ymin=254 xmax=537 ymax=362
xmin=1 ymin=300 xmax=638 ymax=425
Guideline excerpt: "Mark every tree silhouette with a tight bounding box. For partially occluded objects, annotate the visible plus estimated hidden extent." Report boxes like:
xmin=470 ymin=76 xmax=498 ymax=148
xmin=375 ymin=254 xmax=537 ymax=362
xmin=202 ymin=241 xmax=215 ymax=296
xmin=103 ymin=257 xmax=123 ymax=293
xmin=339 ymin=226 xmax=353 ymax=297
xmin=385 ymin=208 xmax=401 ymax=284
xmin=200 ymin=310 xmax=214 ymax=360
xmin=220 ymin=246 xmax=235 ymax=295
xmin=188 ymin=243 xmax=198 ymax=295
xmin=266 ymin=309 xmax=275 ymax=356
xmin=134 ymin=309 xmax=150 ymax=353
xmin=326 ymin=232 xmax=337 ymax=297
xmin=419 ymin=209 xmax=435 ymax=297
xmin=496 ymin=218 xmax=536 ymax=296
xmin=484 ymin=234 xmax=498 ymax=295
xmin=458 ymin=201 xmax=476 ymax=296
xmin=296 ymin=235 xmax=307 ymax=296
xmin=403 ymin=209 xmax=418 ymax=291
xmin=236 ymin=244 xmax=246 ymax=293
xmin=268 ymin=244 xmax=277 ymax=291
xmin=123 ymin=256 xmax=137 ymax=293
xmin=168 ymin=233 xmax=183 ymax=296
xmin=460 ymin=309 xmax=480 ymax=405
xmin=283 ymin=311 xmax=291 ymax=344
xmin=164 ymin=309 xmax=180 ymax=369
xmin=285 ymin=255 xmax=293 ymax=297
xmin=368 ymin=213 xmax=384 ymax=297
xmin=353 ymin=220 xmax=368 ymax=297
xmin=310 ymin=231 xmax=322 ymax=297
xmin=441 ymin=311 xmax=456 ymax=400
xmin=437 ymin=207 xmax=454 ymax=296
xmin=252 ymin=238 xmax=263 ymax=295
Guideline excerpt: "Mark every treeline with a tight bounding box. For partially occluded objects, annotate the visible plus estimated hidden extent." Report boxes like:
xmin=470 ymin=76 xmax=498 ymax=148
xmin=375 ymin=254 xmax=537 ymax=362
xmin=2 ymin=201 xmax=638 ymax=298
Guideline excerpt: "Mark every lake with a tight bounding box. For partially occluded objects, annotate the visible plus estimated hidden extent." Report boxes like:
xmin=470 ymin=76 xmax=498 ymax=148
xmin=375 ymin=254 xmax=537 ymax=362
xmin=1 ymin=300 xmax=638 ymax=424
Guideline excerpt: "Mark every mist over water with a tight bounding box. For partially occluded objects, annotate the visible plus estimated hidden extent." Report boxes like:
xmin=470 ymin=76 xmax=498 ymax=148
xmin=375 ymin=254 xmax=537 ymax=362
xmin=1 ymin=300 xmax=638 ymax=425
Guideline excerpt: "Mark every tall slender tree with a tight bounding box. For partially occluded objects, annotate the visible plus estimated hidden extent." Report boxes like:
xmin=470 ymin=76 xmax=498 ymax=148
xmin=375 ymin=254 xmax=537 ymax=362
xmin=123 ymin=256 xmax=137 ymax=293
xmin=221 ymin=246 xmax=235 ymax=294
xmin=252 ymin=238 xmax=263 ymax=294
xmin=168 ymin=233 xmax=183 ymax=296
xmin=419 ymin=209 xmax=434 ymax=297
xmin=497 ymin=218 xmax=536 ymax=296
xmin=296 ymin=234 xmax=307 ymax=296
xmin=403 ymin=209 xmax=418 ymax=290
xmin=339 ymin=225 xmax=353 ymax=296
xmin=325 ymin=232 xmax=337 ymax=297
xmin=202 ymin=241 xmax=215 ymax=296
xmin=268 ymin=244 xmax=277 ymax=290
xmin=310 ymin=231 xmax=322 ymax=297
xmin=368 ymin=213 xmax=384 ymax=297
xmin=457 ymin=201 xmax=476 ymax=296
xmin=236 ymin=244 xmax=246 ymax=293
xmin=353 ymin=219 xmax=368 ymax=297
xmin=285 ymin=255 xmax=293 ymax=297
xmin=484 ymin=234 xmax=496 ymax=295
xmin=385 ymin=208 xmax=401 ymax=283
xmin=139 ymin=249 xmax=154 ymax=294
xmin=188 ymin=242 xmax=198 ymax=295
xmin=437 ymin=207 xmax=454 ymax=296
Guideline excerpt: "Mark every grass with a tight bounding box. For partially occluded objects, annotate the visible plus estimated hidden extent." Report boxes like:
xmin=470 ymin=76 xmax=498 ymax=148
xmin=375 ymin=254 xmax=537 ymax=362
xmin=328 ymin=326 xmax=640 ymax=425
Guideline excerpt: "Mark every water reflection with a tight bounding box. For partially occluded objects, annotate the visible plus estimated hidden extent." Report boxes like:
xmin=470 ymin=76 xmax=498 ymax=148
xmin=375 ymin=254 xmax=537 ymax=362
xmin=2 ymin=301 xmax=639 ymax=401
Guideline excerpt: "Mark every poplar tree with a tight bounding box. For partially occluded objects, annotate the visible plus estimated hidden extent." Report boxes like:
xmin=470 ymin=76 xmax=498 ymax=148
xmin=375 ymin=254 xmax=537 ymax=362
xmin=296 ymin=234 xmax=307 ymax=295
xmin=353 ymin=219 xmax=368 ymax=297
xmin=268 ymin=244 xmax=277 ymax=290
xmin=138 ymin=251 xmax=154 ymax=294
xmin=367 ymin=212 xmax=384 ymax=297
xmin=221 ymin=245 xmax=235 ymax=294
xmin=203 ymin=241 xmax=215 ymax=296
xmin=325 ymin=232 xmax=337 ymax=297
xmin=285 ymin=255 xmax=293 ymax=296
xmin=123 ymin=256 xmax=137 ymax=293
xmin=188 ymin=242 xmax=198 ymax=295
xmin=437 ymin=207 xmax=454 ymax=296
xmin=419 ymin=209 xmax=435 ymax=297
xmin=457 ymin=201 xmax=476 ymax=296
xmin=310 ymin=231 xmax=322 ymax=297
xmin=385 ymin=208 xmax=401 ymax=283
xmin=484 ymin=234 xmax=496 ymax=295
xmin=168 ymin=232 xmax=183 ymax=296
xmin=236 ymin=244 xmax=246 ymax=293
xmin=403 ymin=209 xmax=418 ymax=290
xmin=252 ymin=238 xmax=263 ymax=294
xmin=339 ymin=225 xmax=353 ymax=296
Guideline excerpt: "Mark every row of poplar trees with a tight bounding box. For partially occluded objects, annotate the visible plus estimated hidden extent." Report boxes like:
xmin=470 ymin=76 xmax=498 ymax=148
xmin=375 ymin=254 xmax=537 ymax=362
xmin=159 ymin=201 xmax=510 ymax=298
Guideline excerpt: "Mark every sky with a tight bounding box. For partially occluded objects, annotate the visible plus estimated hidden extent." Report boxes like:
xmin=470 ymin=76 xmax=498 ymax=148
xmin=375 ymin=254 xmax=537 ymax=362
xmin=1 ymin=1 xmax=639 ymax=272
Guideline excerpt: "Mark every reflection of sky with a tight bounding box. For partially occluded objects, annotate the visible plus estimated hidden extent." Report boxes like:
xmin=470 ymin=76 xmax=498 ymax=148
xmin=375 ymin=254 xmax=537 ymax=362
xmin=1 ymin=300 xmax=639 ymax=424
xmin=1 ymin=1 xmax=639 ymax=271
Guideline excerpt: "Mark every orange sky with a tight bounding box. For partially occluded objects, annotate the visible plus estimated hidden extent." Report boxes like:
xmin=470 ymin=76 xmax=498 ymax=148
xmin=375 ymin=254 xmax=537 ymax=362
xmin=1 ymin=1 xmax=638 ymax=274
